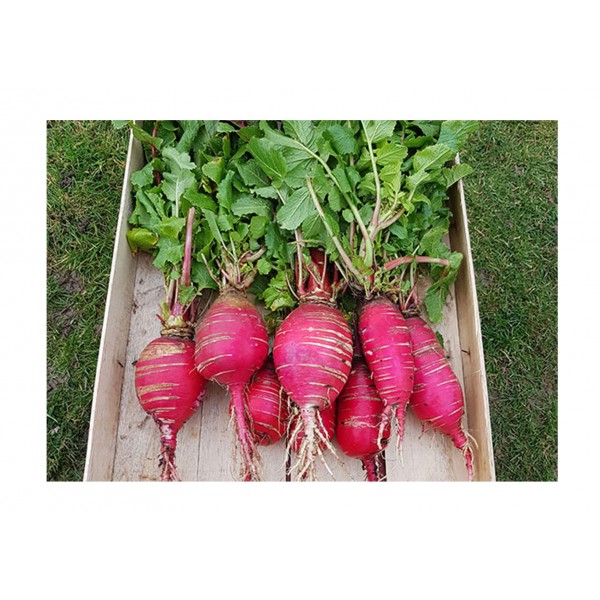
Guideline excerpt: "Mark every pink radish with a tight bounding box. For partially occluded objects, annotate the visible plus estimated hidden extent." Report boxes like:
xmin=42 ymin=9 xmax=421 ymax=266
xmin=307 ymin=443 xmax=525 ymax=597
xmin=246 ymin=358 xmax=289 ymax=446
xmin=194 ymin=288 xmax=269 ymax=480
xmin=358 ymin=296 xmax=414 ymax=449
xmin=134 ymin=208 xmax=205 ymax=481
xmin=406 ymin=314 xmax=474 ymax=481
xmin=273 ymin=248 xmax=353 ymax=480
xmin=336 ymin=356 xmax=390 ymax=481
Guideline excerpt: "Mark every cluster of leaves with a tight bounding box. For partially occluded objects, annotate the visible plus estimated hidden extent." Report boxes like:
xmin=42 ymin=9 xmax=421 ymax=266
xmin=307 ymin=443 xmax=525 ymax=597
xmin=115 ymin=120 xmax=298 ymax=313
xmin=241 ymin=120 xmax=478 ymax=321
xmin=117 ymin=120 xmax=477 ymax=324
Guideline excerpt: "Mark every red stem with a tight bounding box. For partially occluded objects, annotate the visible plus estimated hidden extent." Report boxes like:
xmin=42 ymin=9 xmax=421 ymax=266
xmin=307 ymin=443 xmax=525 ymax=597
xmin=384 ymin=255 xmax=450 ymax=271
xmin=170 ymin=207 xmax=195 ymax=317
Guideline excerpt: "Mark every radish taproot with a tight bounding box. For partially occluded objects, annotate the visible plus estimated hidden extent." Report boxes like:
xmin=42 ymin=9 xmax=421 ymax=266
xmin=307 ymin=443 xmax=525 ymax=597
xmin=406 ymin=314 xmax=474 ymax=481
xmin=194 ymin=289 xmax=269 ymax=480
xmin=336 ymin=356 xmax=390 ymax=481
xmin=273 ymin=249 xmax=353 ymax=480
xmin=134 ymin=208 xmax=205 ymax=481
xmin=358 ymin=296 xmax=414 ymax=449
xmin=246 ymin=357 xmax=289 ymax=446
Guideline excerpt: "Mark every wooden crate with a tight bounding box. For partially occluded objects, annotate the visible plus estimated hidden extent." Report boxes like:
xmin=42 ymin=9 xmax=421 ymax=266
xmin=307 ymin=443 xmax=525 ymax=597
xmin=84 ymin=130 xmax=495 ymax=482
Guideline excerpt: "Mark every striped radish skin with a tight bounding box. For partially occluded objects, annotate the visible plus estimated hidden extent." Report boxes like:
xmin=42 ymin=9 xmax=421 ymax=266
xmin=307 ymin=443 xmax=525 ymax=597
xmin=335 ymin=357 xmax=390 ymax=481
xmin=246 ymin=358 xmax=289 ymax=446
xmin=135 ymin=337 xmax=205 ymax=481
xmin=194 ymin=289 xmax=269 ymax=480
xmin=274 ymin=301 xmax=353 ymax=480
xmin=358 ymin=296 xmax=415 ymax=449
xmin=406 ymin=315 xmax=474 ymax=481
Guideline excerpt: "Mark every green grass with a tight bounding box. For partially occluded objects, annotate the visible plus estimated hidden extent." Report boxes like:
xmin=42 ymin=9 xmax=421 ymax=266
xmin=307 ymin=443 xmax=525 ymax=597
xmin=46 ymin=120 xmax=558 ymax=481
xmin=47 ymin=120 xmax=129 ymax=481
xmin=461 ymin=121 xmax=558 ymax=481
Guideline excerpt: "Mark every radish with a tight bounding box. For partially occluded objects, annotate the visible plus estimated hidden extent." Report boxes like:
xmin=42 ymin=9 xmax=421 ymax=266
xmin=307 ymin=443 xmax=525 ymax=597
xmin=134 ymin=208 xmax=205 ymax=481
xmin=336 ymin=356 xmax=390 ymax=481
xmin=358 ymin=296 xmax=414 ymax=449
xmin=246 ymin=357 xmax=289 ymax=446
xmin=194 ymin=288 xmax=269 ymax=480
xmin=406 ymin=314 xmax=474 ymax=481
xmin=273 ymin=248 xmax=353 ymax=480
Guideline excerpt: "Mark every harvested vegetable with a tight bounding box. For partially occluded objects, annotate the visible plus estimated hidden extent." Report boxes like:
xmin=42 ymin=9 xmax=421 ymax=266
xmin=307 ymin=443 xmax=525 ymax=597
xmin=336 ymin=356 xmax=390 ymax=481
xmin=273 ymin=249 xmax=353 ymax=480
xmin=246 ymin=357 xmax=289 ymax=447
xmin=134 ymin=208 xmax=205 ymax=481
xmin=406 ymin=314 xmax=474 ymax=480
xmin=194 ymin=289 xmax=269 ymax=480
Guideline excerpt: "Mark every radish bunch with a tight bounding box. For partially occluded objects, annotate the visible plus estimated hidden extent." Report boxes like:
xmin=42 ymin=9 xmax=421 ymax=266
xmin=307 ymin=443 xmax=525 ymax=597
xmin=123 ymin=119 xmax=479 ymax=481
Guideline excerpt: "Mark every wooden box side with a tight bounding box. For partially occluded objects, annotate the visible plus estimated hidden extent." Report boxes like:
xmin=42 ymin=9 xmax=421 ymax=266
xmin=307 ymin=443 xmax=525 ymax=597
xmin=448 ymin=178 xmax=496 ymax=481
xmin=83 ymin=132 xmax=144 ymax=481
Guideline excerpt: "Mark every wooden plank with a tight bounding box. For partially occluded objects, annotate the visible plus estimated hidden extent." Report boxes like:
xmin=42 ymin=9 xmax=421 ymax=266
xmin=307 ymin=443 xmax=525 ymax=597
xmin=83 ymin=131 xmax=142 ymax=481
xmin=448 ymin=177 xmax=496 ymax=481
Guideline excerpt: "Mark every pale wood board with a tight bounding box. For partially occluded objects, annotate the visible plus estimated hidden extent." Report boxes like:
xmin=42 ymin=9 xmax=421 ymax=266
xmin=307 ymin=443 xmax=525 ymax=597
xmin=85 ymin=135 xmax=495 ymax=482
xmin=83 ymin=132 xmax=143 ymax=481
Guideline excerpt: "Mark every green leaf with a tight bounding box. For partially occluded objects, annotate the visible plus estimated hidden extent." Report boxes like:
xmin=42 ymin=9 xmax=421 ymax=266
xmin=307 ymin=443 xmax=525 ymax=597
xmin=126 ymin=228 xmax=158 ymax=254
xmin=375 ymin=142 xmax=408 ymax=167
xmin=216 ymin=170 xmax=235 ymax=211
xmin=157 ymin=216 xmax=186 ymax=239
xmin=440 ymin=163 xmax=473 ymax=188
xmin=162 ymin=170 xmax=196 ymax=209
xmin=202 ymin=158 xmax=225 ymax=184
xmin=420 ymin=226 xmax=449 ymax=258
xmin=260 ymin=121 xmax=307 ymax=151
xmin=204 ymin=210 xmax=225 ymax=248
xmin=248 ymin=137 xmax=288 ymax=187
xmin=328 ymin=187 xmax=345 ymax=211
xmin=438 ymin=120 xmax=479 ymax=153
xmin=283 ymin=121 xmax=318 ymax=151
xmin=131 ymin=161 xmax=156 ymax=188
xmin=249 ymin=215 xmax=269 ymax=239
xmin=176 ymin=121 xmax=201 ymax=154
xmin=380 ymin=163 xmax=402 ymax=196
xmin=181 ymin=189 xmax=217 ymax=213
xmin=406 ymin=168 xmax=432 ymax=191
xmin=332 ymin=166 xmax=352 ymax=194
xmin=231 ymin=194 xmax=272 ymax=218
xmin=257 ymin=256 xmax=273 ymax=275
xmin=265 ymin=221 xmax=286 ymax=260
xmin=177 ymin=284 xmax=196 ymax=305
xmin=217 ymin=214 xmax=234 ymax=231
xmin=413 ymin=144 xmax=455 ymax=172
xmin=389 ymin=222 xmax=407 ymax=239
xmin=191 ymin=259 xmax=219 ymax=290
xmin=341 ymin=208 xmax=354 ymax=223
xmin=424 ymin=287 xmax=445 ymax=323
xmin=254 ymin=186 xmax=279 ymax=199
xmin=276 ymin=187 xmax=315 ymax=230
xmin=130 ymin=123 xmax=163 ymax=150
xmin=362 ymin=120 xmax=396 ymax=144
xmin=236 ymin=159 xmax=270 ymax=187
xmin=411 ymin=120 xmax=441 ymax=137
xmin=263 ymin=270 xmax=296 ymax=312
xmin=325 ymin=124 xmax=357 ymax=155
xmin=112 ymin=120 xmax=130 ymax=130
xmin=162 ymin=147 xmax=196 ymax=173
xmin=153 ymin=237 xmax=184 ymax=270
